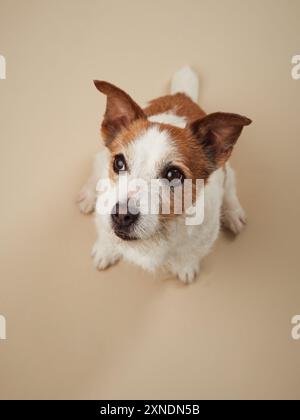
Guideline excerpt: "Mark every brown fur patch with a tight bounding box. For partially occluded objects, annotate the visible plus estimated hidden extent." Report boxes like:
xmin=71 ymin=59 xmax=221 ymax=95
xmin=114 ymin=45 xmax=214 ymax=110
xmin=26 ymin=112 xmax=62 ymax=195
xmin=107 ymin=118 xmax=213 ymax=186
xmin=107 ymin=119 xmax=153 ymax=180
xmin=144 ymin=93 xmax=206 ymax=122
xmin=157 ymin=124 xmax=214 ymax=213
xmin=162 ymin=124 xmax=215 ymax=181
xmin=143 ymin=93 xmax=212 ymax=182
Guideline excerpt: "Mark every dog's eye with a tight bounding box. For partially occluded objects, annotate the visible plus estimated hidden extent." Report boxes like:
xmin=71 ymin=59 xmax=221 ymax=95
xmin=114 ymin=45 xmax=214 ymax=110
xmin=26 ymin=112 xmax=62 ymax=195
xmin=163 ymin=167 xmax=185 ymax=184
xmin=113 ymin=154 xmax=127 ymax=173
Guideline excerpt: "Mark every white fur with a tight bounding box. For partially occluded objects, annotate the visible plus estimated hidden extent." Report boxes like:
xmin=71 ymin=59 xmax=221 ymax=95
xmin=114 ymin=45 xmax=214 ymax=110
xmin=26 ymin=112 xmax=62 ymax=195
xmin=221 ymin=163 xmax=247 ymax=234
xmin=77 ymin=150 xmax=109 ymax=214
xmin=126 ymin=126 xmax=175 ymax=178
xmin=93 ymin=127 xmax=179 ymax=242
xmin=171 ymin=65 xmax=199 ymax=102
xmin=148 ymin=112 xmax=187 ymax=128
xmin=79 ymin=161 xmax=245 ymax=284
xmin=78 ymin=69 xmax=246 ymax=284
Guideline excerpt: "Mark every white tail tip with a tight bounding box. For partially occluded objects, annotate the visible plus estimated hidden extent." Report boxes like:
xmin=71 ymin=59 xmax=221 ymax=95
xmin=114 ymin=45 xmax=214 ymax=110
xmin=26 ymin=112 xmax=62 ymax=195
xmin=171 ymin=66 xmax=199 ymax=103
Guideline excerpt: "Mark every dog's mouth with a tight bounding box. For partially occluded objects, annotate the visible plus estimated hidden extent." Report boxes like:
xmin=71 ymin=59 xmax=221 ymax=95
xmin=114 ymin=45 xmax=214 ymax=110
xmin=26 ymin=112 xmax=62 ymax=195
xmin=113 ymin=228 xmax=139 ymax=241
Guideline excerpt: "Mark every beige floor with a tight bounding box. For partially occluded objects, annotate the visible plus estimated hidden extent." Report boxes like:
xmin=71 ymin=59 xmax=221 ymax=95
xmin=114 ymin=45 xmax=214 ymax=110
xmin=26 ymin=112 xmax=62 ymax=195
xmin=0 ymin=0 xmax=300 ymax=400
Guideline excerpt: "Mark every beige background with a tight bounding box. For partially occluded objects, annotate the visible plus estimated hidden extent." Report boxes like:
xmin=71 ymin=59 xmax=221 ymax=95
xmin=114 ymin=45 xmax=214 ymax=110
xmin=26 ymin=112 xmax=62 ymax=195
xmin=0 ymin=0 xmax=300 ymax=400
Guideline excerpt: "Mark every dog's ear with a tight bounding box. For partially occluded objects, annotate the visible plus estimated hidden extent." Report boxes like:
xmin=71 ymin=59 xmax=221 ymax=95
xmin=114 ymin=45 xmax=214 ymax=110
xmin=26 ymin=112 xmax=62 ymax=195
xmin=94 ymin=81 xmax=146 ymax=145
xmin=189 ymin=112 xmax=252 ymax=167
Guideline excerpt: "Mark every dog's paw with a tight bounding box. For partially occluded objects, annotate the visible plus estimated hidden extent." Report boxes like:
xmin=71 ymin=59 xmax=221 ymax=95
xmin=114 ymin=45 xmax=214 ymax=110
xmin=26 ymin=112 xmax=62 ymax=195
xmin=222 ymin=207 xmax=247 ymax=235
xmin=175 ymin=264 xmax=199 ymax=285
xmin=77 ymin=188 xmax=96 ymax=214
xmin=91 ymin=242 xmax=120 ymax=271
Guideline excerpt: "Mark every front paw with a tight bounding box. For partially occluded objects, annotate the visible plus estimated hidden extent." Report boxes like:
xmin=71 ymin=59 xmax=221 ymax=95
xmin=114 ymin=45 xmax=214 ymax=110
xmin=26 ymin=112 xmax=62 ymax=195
xmin=91 ymin=242 xmax=120 ymax=271
xmin=77 ymin=187 xmax=96 ymax=214
xmin=222 ymin=207 xmax=247 ymax=235
xmin=174 ymin=264 xmax=200 ymax=285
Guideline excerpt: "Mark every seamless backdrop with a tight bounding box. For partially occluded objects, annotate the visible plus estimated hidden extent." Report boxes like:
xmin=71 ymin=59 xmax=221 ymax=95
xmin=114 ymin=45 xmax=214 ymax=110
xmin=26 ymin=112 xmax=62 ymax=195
xmin=0 ymin=0 xmax=300 ymax=399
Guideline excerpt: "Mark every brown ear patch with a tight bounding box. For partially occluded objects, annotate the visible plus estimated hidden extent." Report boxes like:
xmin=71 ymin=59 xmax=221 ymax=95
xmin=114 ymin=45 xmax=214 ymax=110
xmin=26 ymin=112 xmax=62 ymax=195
xmin=189 ymin=112 xmax=252 ymax=167
xmin=164 ymin=125 xmax=216 ymax=183
xmin=94 ymin=80 xmax=146 ymax=146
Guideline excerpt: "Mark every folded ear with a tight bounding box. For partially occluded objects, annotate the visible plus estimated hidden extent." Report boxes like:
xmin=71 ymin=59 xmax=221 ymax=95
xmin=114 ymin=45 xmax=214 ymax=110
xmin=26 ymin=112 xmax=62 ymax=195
xmin=189 ymin=112 xmax=252 ymax=167
xmin=94 ymin=80 xmax=146 ymax=145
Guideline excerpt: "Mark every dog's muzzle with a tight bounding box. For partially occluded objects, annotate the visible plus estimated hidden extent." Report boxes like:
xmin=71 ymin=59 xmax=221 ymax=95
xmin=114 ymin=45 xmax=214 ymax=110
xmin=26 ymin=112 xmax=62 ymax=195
xmin=111 ymin=201 xmax=140 ymax=240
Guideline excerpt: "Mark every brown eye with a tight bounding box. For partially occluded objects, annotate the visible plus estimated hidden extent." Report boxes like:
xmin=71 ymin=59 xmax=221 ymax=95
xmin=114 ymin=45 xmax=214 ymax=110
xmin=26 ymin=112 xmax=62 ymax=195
xmin=113 ymin=154 xmax=127 ymax=173
xmin=163 ymin=166 xmax=185 ymax=184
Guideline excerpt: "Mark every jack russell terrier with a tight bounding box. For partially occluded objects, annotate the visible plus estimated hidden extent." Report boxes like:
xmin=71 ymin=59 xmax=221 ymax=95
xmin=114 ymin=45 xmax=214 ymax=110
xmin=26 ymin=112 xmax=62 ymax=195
xmin=78 ymin=67 xmax=251 ymax=284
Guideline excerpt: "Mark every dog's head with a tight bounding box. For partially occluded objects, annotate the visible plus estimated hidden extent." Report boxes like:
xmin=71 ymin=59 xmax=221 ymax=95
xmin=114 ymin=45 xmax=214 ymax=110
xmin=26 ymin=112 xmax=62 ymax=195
xmin=94 ymin=81 xmax=251 ymax=242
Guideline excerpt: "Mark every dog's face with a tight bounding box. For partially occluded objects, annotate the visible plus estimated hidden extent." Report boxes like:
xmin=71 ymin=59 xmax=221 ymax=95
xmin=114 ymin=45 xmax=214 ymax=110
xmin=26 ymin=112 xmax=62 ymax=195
xmin=94 ymin=81 xmax=251 ymax=242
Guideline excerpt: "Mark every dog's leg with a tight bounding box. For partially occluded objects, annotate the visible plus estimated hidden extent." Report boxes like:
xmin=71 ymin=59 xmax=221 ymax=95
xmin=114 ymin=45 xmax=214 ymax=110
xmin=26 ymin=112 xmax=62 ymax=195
xmin=77 ymin=151 xmax=107 ymax=214
xmin=168 ymin=251 xmax=201 ymax=285
xmin=92 ymin=217 xmax=121 ymax=270
xmin=77 ymin=174 xmax=98 ymax=214
xmin=222 ymin=163 xmax=247 ymax=234
xmin=91 ymin=237 xmax=121 ymax=270
xmin=169 ymin=236 xmax=219 ymax=285
xmin=171 ymin=260 xmax=200 ymax=285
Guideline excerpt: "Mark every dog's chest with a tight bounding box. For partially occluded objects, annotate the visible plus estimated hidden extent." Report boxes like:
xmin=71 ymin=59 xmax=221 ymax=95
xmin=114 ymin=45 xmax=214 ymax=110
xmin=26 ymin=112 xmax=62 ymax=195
xmin=120 ymin=241 xmax=169 ymax=272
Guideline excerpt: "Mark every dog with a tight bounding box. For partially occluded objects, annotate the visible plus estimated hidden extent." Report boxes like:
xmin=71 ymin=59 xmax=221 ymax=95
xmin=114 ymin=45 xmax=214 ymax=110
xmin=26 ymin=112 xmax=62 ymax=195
xmin=77 ymin=67 xmax=251 ymax=284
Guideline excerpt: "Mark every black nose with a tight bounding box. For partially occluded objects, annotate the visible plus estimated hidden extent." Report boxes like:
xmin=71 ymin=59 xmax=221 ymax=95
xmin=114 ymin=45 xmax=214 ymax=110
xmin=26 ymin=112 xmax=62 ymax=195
xmin=111 ymin=202 xmax=140 ymax=229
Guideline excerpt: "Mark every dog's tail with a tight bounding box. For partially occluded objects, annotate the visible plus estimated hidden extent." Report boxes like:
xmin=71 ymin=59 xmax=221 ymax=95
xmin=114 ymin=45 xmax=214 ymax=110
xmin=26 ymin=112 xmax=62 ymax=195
xmin=171 ymin=66 xmax=199 ymax=103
